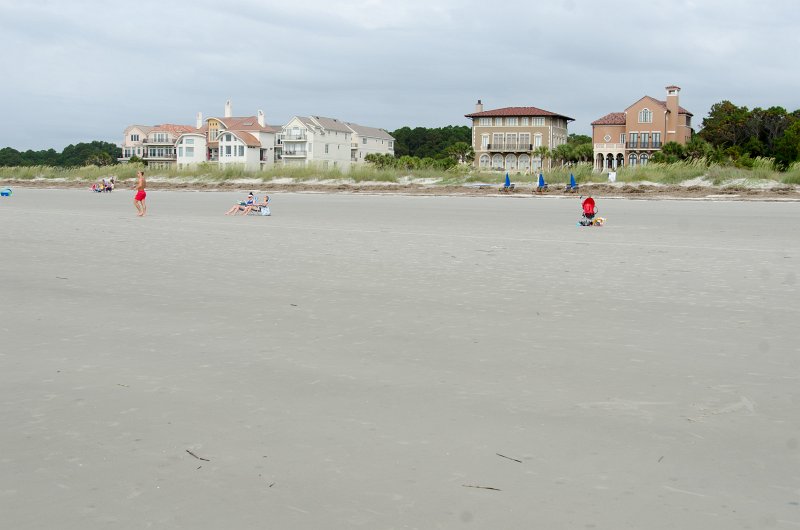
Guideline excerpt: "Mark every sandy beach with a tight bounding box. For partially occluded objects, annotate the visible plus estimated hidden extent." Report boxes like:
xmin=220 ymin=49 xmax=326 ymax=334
xmin=1 ymin=189 xmax=798 ymax=529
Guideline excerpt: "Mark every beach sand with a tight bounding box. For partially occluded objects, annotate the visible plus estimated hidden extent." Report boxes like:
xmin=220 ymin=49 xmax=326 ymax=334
xmin=1 ymin=189 xmax=798 ymax=529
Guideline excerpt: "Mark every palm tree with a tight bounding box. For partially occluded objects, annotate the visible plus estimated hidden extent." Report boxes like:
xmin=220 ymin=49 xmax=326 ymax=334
xmin=533 ymin=146 xmax=550 ymax=171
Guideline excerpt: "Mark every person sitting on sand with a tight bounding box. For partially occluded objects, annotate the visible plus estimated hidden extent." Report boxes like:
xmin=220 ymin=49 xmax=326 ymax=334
xmin=241 ymin=194 xmax=270 ymax=215
xmin=225 ymin=192 xmax=254 ymax=215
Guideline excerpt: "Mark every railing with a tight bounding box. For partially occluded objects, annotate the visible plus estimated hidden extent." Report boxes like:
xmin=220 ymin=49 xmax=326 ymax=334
xmin=283 ymin=132 xmax=307 ymax=141
xmin=626 ymin=142 xmax=662 ymax=150
xmin=594 ymin=143 xmax=626 ymax=150
xmin=485 ymin=143 xmax=534 ymax=151
xmin=282 ymin=150 xmax=307 ymax=157
xmin=351 ymin=143 xmax=359 ymax=148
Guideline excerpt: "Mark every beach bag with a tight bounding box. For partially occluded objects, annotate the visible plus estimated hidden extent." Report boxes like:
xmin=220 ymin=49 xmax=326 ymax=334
xmin=260 ymin=206 xmax=271 ymax=216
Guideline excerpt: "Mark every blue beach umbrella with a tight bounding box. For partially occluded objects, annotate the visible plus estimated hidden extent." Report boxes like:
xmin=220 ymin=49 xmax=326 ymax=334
xmin=569 ymin=173 xmax=576 ymax=189
xmin=504 ymin=173 xmax=511 ymax=187
xmin=537 ymin=173 xmax=546 ymax=188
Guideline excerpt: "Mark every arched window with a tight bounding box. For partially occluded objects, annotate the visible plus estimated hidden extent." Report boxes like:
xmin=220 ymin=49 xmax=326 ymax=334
xmin=640 ymin=153 xmax=649 ymax=166
xmin=638 ymin=108 xmax=652 ymax=123
xmin=491 ymin=154 xmax=504 ymax=169
xmin=479 ymin=154 xmax=490 ymax=168
xmin=629 ymin=153 xmax=637 ymax=167
xmin=518 ymin=154 xmax=530 ymax=172
xmin=505 ymin=154 xmax=517 ymax=170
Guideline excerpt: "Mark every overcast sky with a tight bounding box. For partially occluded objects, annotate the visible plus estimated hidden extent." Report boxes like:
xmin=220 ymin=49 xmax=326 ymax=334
xmin=1 ymin=0 xmax=798 ymax=151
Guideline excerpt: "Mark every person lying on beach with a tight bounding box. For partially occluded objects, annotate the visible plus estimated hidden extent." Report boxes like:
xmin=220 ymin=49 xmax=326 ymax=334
xmin=225 ymin=192 xmax=254 ymax=215
xmin=241 ymin=194 xmax=270 ymax=215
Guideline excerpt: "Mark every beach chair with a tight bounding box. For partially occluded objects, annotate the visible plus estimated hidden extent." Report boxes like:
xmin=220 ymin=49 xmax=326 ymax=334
xmin=499 ymin=173 xmax=515 ymax=192
xmin=246 ymin=195 xmax=271 ymax=216
xmin=579 ymin=197 xmax=597 ymax=226
xmin=565 ymin=173 xmax=578 ymax=192
xmin=535 ymin=173 xmax=548 ymax=193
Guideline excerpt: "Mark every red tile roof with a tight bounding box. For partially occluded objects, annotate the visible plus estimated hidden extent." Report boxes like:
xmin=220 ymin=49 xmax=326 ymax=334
xmin=655 ymin=100 xmax=693 ymax=116
xmin=591 ymin=112 xmax=626 ymax=126
xmin=151 ymin=124 xmax=197 ymax=135
xmin=229 ymin=131 xmax=261 ymax=147
xmin=465 ymin=106 xmax=573 ymax=120
xmin=209 ymin=116 xmax=279 ymax=133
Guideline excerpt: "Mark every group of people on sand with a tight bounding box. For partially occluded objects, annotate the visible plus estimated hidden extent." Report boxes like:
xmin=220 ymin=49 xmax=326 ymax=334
xmin=91 ymin=177 xmax=115 ymax=193
xmin=224 ymin=192 xmax=270 ymax=215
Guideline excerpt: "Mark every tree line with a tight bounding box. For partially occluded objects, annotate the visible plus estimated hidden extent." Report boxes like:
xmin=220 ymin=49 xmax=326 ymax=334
xmin=0 ymin=141 xmax=121 ymax=167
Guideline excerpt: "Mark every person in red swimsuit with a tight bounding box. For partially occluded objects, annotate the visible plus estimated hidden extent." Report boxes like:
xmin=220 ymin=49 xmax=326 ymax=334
xmin=133 ymin=170 xmax=147 ymax=216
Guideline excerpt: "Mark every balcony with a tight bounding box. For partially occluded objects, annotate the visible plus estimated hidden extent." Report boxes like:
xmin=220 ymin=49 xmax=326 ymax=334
xmin=626 ymin=142 xmax=662 ymax=150
xmin=594 ymin=143 xmax=626 ymax=150
xmin=485 ymin=143 xmax=534 ymax=152
xmin=282 ymin=150 xmax=307 ymax=157
xmin=283 ymin=132 xmax=307 ymax=141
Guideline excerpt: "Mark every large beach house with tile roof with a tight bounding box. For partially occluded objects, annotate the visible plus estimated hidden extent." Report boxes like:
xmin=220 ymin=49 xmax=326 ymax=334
xmin=591 ymin=85 xmax=693 ymax=171
xmin=174 ymin=101 xmax=281 ymax=170
xmin=465 ymin=100 xmax=573 ymax=172
xmin=120 ymin=124 xmax=196 ymax=168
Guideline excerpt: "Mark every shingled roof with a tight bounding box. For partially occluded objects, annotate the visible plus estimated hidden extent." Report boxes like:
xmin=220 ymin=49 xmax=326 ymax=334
xmin=465 ymin=106 xmax=573 ymax=121
xmin=591 ymin=112 xmax=626 ymax=126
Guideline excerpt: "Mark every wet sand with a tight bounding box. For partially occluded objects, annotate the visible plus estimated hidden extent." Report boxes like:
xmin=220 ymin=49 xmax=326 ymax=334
xmin=1 ymin=189 xmax=799 ymax=529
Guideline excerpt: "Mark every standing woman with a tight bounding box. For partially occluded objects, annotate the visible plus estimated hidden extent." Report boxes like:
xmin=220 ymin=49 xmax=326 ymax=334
xmin=134 ymin=170 xmax=147 ymax=216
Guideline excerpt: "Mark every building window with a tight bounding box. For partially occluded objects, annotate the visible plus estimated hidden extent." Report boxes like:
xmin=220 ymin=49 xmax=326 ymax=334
xmin=389 ymin=141 xmax=394 ymax=149
xmin=494 ymin=117 xmax=503 ymax=126
xmin=130 ymin=134 xmax=139 ymax=142
xmin=479 ymin=154 xmax=490 ymax=167
xmin=325 ymin=144 xmax=329 ymax=154
xmin=481 ymin=134 xmax=489 ymax=149
xmin=479 ymin=118 xmax=491 ymax=126
xmin=518 ymin=154 xmax=530 ymax=170
xmin=519 ymin=133 xmax=530 ymax=149
xmin=638 ymin=108 xmax=652 ymax=123
xmin=185 ymin=138 xmax=194 ymax=145
xmin=506 ymin=133 xmax=517 ymax=149
xmin=629 ymin=132 xmax=638 ymax=148
xmin=506 ymin=117 xmax=518 ymax=126
xmin=620 ymin=133 xmax=625 ymax=144
xmin=641 ymin=133 xmax=649 ymax=148
xmin=640 ymin=153 xmax=649 ymax=165
xmin=492 ymin=133 xmax=503 ymax=148
xmin=238 ymin=146 xmax=244 ymax=156
xmin=225 ymin=146 xmax=231 ymax=156
xmin=491 ymin=154 xmax=503 ymax=168
xmin=186 ymin=147 xmax=194 ymax=157
xmin=629 ymin=153 xmax=637 ymax=166
xmin=362 ymin=137 xmax=367 ymax=144
xmin=521 ymin=117 xmax=529 ymax=126
xmin=532 ymin=118 xmax=545 ymax=126
xmin=178 ymin=147 xmax=183 ymax=157
xmin=533 ymin=134 xmax=542 ymax=147
xmin=653 ymin=132 xmax=661 ymax=147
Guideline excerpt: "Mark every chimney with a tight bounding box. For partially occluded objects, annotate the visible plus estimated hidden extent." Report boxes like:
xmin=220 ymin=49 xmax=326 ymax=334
xmin=257 ymin=110 xmax=265 ymax=127
xmin=475 ymin=99 xmax=484 ymax=113
xmin=665 ymin=85 xmax=680 ymax=143
xmin=196 ymin=112 xmax=203 ymax=129
xmin=224 ymin=99 xmax=232 ymax=118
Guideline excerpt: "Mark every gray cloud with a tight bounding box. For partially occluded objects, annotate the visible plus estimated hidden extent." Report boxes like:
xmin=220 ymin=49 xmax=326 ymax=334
xmin=1 ymin=0 xmax=799 ymax=150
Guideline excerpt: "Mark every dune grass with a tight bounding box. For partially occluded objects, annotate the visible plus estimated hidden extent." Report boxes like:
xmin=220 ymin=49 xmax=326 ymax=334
xmin=1 ymin=159 xmax=798 ymax=188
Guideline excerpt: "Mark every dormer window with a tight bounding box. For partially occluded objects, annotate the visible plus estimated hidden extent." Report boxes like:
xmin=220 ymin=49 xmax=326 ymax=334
xmin=638 ymin=108 xmax=653 ymax=123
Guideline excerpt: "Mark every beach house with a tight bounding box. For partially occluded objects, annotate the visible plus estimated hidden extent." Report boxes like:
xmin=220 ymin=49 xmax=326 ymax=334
xmin=465 ymin=100 xmax=573 ymax=172
xmin=591 ymin=85 xmax=693 ymax=171
xmin=280 ymin=116 xmax=353 ymax=171
xmin=344 ymin=122 xmax=395 ymax=163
